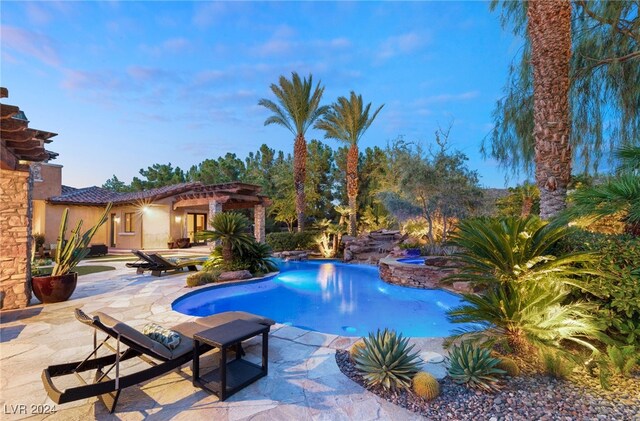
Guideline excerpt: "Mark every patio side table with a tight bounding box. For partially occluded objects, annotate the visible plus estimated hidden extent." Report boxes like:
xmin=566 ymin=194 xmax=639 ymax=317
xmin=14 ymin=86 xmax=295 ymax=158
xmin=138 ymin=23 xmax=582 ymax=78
xmin=192 ymin=319 xmax=269 ymax=401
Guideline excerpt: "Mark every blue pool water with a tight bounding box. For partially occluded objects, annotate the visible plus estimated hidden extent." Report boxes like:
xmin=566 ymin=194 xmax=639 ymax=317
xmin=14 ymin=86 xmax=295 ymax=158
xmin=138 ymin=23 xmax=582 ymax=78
xmin=172 ymin=260 xmax=466 ymax=337
xmin=397 ymin=257 xmax=426 ymax=265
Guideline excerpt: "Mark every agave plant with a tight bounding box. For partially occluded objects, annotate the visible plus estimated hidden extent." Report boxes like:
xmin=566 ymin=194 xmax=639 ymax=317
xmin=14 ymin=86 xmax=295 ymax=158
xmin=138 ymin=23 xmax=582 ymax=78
xmin=353 ymin=328 xmax=422 ymax=391
xmin=51 ymin=203 xmax=112 ymax=276
xmin=444 ymin=216 xmax=597 ymax=289
xmin=447 ymin=341 xmax=505 ymax=392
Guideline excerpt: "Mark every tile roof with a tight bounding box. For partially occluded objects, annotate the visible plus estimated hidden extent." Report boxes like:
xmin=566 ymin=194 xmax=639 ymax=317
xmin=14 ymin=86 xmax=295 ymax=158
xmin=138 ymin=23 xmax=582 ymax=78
xmin=48 ymin=182 xmax=201 ymax=205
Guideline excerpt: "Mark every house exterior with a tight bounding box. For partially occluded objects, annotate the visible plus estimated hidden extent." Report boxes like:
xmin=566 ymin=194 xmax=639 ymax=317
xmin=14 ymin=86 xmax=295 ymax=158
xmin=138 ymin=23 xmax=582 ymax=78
xmin=32 ymin=164 xmax=271 ymax=250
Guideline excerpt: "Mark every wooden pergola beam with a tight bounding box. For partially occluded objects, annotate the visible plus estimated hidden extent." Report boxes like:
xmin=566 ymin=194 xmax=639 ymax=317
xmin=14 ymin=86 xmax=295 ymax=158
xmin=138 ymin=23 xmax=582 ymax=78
xmin=1 ymin=118 xmax=28 ymax=132
xmin=1 ymin=104 xmax=20 ymax=119
xmin=1 ymin=129 xmax=34 ymax=142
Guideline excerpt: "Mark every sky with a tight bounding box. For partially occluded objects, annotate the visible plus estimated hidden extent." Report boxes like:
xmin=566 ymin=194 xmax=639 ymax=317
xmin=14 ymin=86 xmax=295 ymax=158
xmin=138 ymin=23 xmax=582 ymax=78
xmin=1 ymin=1 xmax=525 ymax=189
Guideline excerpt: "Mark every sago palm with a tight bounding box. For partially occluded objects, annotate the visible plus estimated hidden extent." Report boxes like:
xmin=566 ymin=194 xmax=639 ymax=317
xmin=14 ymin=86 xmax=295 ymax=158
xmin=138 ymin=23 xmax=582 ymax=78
xmin=258 ymin=72 xmax=328 ymax=232
xmin=562 ymin=146 xmax=640 ymax=236
xmin=448 ymin=281 xmax=602 ymax=356
xmin=316 ymin=91 xmax=383 ymax=236
xmin=196 ymin=212 xmax=254 ymax=263
xmin=444 ymin=216 xmax=596 ymax=289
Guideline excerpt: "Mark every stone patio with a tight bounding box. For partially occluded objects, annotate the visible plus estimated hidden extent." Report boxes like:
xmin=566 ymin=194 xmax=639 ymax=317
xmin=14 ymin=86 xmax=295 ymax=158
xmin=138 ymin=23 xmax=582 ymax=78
xmin=0 ymin=260 xmax=446 ymax=420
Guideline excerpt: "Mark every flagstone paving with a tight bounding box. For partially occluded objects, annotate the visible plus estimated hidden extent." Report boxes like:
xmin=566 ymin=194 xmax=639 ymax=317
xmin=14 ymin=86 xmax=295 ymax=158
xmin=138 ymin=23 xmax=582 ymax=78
xmin=1 ymin=261 xmax=446 ymax=420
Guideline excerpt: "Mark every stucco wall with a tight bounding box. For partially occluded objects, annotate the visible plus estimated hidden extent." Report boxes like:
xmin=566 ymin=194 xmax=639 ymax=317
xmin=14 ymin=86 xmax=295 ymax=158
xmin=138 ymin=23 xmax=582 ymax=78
xmin=143 ymin=204 xmax=170 ymax=249
xmin=0 ymin=168 xmax=33 ymax=310
xmin=44 ymin=205 xmax=108 ymax=246
xmin=31 ymin=163 xmax=62 ymax=200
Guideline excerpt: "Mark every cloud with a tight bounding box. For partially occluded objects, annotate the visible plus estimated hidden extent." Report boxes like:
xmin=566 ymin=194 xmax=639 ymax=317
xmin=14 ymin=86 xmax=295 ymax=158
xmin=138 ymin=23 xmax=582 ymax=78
xmin=140 ymin=37 xmax=191 ymax=56
xmin=1 ymin=26 xmax=60 ymax=67
xmin=414 ymin=91 xmax=480 ymax=105
xmin=376 ymin=32 xmax=429 ymax=62
xmin=26 ymin=3 xmax=52 ymax=25
xmin=126 ymin=66 xmax=179 ymax=83
xmin=192 ymin=2 xmax=227 ymax=29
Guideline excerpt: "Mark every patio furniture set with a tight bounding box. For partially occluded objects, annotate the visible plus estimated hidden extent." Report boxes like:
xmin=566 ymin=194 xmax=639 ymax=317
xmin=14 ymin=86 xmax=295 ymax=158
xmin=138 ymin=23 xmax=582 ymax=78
xmin=42 ymin=308 xmax=274 ymax=413
xmin=126 ymin=250 xmax=207 ymax=277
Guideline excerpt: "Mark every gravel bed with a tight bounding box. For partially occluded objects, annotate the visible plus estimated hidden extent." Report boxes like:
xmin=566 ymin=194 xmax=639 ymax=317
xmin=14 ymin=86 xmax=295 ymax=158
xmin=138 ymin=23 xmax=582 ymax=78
xmin=335 ymin=350 xmax=640 ymax=420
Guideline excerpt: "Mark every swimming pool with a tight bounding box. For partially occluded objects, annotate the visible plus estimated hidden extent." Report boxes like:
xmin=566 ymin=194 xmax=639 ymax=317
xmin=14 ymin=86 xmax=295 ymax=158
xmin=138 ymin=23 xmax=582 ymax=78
xmin=397 ymin=257 xmax=426 ymax=265
xmin=172 ymin=260 xmax=466 ymax=337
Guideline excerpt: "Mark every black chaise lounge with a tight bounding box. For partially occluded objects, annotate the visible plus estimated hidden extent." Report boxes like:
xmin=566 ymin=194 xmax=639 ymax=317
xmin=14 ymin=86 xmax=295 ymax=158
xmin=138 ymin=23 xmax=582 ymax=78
xmin=42 ymin=309 xmax=274 ymax=413
xmin=126 ymin=250 xmax=206 ymax=276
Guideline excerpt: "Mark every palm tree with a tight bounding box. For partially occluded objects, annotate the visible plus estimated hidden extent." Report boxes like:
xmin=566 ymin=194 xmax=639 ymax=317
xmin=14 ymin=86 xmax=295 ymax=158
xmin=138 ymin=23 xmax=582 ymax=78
xmin=316 ymin=92 xmax=384 ymax=236
xmin=258 ymin=72 xmax=328 ymax=232
xmin=528 ymin=0 xmax=572 ymax=219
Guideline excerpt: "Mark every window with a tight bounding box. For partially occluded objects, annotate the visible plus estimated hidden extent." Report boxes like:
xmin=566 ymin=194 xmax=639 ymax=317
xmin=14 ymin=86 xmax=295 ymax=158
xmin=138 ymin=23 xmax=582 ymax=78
xmin=124 ymin=213 xmax=134 ymax=233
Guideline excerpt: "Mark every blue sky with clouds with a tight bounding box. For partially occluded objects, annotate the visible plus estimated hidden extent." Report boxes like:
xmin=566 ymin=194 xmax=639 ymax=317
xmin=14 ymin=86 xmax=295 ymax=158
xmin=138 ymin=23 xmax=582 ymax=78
xmin=1 ymin=1 xmax=524 ymax=188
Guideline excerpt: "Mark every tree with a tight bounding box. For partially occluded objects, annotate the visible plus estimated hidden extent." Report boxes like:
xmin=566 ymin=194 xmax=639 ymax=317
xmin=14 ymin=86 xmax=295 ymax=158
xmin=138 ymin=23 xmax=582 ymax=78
xmin=527 ymin=0 xmax=573 ymax=218
xmin=130 ymin=163 xmax=186 ymax=190
xmin=305 ymin=139 xmax=337 ymax=221
xmin=484 ymin=1 xmax=639 ymax=180
xmin=188 ymin=153 xmax=247 ymax=185
xmin=258 ymin=72 xmax=328 ymax=232
xmin=496 ymin=182 xmax=540 ymax=218
xmin=316 ymin=91 xmax=384 ymax=236
xmin=102 ymin=175 xmax=133 ymax=192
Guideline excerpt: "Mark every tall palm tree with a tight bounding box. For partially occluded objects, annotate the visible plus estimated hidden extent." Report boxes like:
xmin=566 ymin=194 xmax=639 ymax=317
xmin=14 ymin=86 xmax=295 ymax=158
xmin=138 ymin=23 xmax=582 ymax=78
xmin=528 ymin=0 xmax=572 ymax=219
xmin=316 ymin=92 xmax=384 ymax=236
xmin=258 ymin=72 xmax=328 ymax=232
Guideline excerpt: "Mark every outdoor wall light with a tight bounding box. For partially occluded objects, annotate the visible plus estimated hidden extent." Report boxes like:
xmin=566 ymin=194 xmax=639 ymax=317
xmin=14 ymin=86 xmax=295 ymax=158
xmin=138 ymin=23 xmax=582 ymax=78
xmin=175 ymin=216 xmax=182 ymax=223
xmin=142 ymin=206 xmax=149 ymax=213
xmin=114 ymin=217 xmax=121 ymax=223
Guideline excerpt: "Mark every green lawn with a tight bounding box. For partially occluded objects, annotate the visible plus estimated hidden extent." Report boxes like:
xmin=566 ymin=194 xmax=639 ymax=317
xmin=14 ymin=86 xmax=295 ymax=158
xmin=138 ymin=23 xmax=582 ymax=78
xmin=75 ymin=265 xmax=116 ymax=276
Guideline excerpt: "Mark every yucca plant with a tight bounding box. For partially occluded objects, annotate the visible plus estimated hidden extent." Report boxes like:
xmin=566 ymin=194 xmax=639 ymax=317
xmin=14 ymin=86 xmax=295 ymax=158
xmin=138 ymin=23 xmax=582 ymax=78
xmin=447 ymin=341 xmax=505 ymax=392
xmin=444 ymin=216 xmax=597 ymax=289
xmin=353 ymin=328 xmax=422 ymax=391
xmin=51 ymin=203 xmax=112 ymax=276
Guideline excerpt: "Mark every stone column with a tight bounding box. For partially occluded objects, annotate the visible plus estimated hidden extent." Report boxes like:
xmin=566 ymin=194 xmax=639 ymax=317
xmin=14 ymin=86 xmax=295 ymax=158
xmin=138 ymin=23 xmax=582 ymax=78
xmin=0 ymin=168 xmax=33 ymax=310
xmin=208 ymin=200 xmax=222 ymax=248
xmin=254 ymin=204 xmax=266 ymax=243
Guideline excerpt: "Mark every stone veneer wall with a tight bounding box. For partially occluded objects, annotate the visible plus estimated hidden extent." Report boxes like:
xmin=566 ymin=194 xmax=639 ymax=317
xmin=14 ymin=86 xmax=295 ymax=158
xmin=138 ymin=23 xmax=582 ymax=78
xmin=0 ymin=168 xmax=33 ymax=309
xmin=378 ymin=257 xmax=471 ymax=293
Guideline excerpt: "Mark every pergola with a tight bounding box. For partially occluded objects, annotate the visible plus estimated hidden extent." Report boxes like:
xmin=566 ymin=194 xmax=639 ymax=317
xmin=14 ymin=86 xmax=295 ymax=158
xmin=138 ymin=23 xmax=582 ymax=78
xmin=1 ymin=88 xmax=57 ymax=170
xmin=173 ymin=182 xmax=272 ymax=242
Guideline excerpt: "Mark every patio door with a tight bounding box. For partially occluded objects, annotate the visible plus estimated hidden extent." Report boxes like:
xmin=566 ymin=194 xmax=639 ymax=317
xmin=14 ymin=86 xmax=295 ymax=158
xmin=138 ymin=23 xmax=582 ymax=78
xmin=109 ymin=213 xmax=116 ymax=247
xmin=187 ymin=213 xmax=207 ymax=243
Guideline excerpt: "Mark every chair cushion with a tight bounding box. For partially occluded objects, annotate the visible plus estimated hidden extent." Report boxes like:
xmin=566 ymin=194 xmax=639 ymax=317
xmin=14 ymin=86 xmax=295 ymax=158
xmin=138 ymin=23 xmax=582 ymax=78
xmin=142 ymin=323 xmax=181 ymax=350
xmin=95 ymin=312 xmax=173 ymax=360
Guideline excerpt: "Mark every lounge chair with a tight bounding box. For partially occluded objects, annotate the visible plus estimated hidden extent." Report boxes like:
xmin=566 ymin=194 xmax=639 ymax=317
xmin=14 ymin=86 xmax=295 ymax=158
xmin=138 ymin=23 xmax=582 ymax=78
xmin=42 ymin=309 xmax=274 ymax=413
xmin=125 ymin=250 xmax=156 ymax=274
xmin=145 ymin=253 xmax=206 ymax=277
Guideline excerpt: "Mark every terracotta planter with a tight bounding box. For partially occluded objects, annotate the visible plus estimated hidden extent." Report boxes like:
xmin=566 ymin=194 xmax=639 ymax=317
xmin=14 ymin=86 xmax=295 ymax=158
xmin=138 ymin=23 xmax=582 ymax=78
xmin=32 ymin=272 xmax=78 ymax=304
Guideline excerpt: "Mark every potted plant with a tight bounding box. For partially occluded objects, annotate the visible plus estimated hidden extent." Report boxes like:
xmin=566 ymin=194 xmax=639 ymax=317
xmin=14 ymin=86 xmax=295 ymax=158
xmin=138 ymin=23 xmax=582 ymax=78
xmin=31 ymin=203 xmax=112 ymax=303
xmin=167 ymin=236 xmax=175 ymax=249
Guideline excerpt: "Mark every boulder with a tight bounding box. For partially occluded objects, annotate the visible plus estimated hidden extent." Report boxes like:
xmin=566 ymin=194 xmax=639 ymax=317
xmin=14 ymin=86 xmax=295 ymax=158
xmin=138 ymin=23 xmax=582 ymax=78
xmin=218 ymin=270 xmax=253 ymax=281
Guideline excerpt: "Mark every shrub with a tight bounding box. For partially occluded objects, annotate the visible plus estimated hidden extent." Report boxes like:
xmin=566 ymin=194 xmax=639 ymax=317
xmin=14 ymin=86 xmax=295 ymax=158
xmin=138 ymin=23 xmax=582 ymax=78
xmin=33 ymin=233 xmax=45 ymax=250
xmin=266 ymin=231 xmax=318 ymax=252
xmin=496 ymin=357 xmax=520 ymax=377
xmin=557 ymin=230 xmax=640 ymax=346
xmin=447 ymin=341 xmax=505 ymax=392
xmin=606 ymin=345 xmax=638 ymax=377
xmin=539 ymin=349 xmax=574 ymax=379
xmin=204 ymin=243 xmax=277 ymax=276
xmin=186 ymin=269 xmax=222 ymax=287
xmin=412 ymin=372 xmax=440 ymax=400
xmin=353 ymin=328 xmax=422 ymax=391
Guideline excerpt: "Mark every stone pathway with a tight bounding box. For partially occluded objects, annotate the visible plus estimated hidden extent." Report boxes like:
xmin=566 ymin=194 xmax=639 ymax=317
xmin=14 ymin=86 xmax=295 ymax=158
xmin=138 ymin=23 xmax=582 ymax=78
xmin=1 ymin=261 xmax=445 ymax=420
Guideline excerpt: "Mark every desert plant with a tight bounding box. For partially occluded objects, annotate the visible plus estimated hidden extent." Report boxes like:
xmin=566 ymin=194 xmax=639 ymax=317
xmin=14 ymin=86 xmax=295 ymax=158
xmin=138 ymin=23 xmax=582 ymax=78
xmin=50 ymin=203 xmax=112 ymax=276
xmin=186 ymin=269 xmax=222 ymax=287
xmin=607 ymin=345 xmax=638 ymax=377
xmin=447 ymin=341 xmax=505 ymax=392
xmin=353 ymin=328 xmax=422 ymax=391
xmin=349 ymin=340 xmax=366 ymax=362
xmin=539 ymin=349 xmax=574 ymax=379
xmin=412 ymin=372 xmax=440 ymax=400
xmin=496 ymin=357 xmax=520 ymax=377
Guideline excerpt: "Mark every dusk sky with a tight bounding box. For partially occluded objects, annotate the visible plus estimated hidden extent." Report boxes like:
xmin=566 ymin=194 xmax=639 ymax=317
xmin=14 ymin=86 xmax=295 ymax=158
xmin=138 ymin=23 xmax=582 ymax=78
xmin=1 ymin=1 xmax=525 ymax=188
